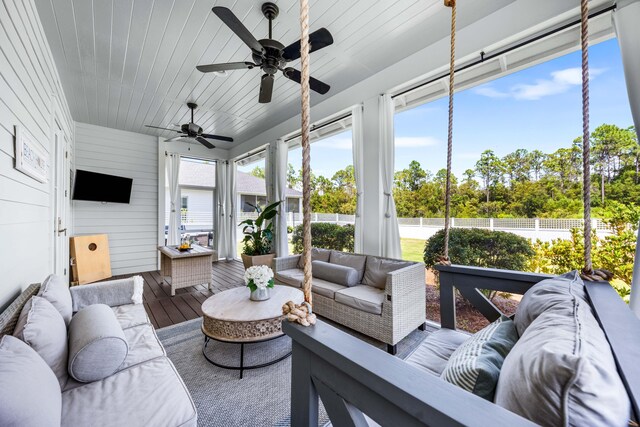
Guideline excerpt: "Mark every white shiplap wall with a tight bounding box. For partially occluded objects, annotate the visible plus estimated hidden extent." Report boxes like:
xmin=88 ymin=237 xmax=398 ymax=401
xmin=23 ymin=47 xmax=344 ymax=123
xmin=0 ymin=0 xmax=74 ymax=309
xmin=73 ymin=123 xmax=158 ymax=275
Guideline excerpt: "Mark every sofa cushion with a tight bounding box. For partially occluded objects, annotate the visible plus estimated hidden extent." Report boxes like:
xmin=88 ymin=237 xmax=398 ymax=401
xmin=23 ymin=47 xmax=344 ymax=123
xmin=68 ymin=304 xmax=129 ymax=383
xmin=362 ymin=256 xmax=414 ymax=290
xmin=297 ymin=247 xmax=331 ymax=269
xmin=334 ymin=285 xmax=385 ymax=315
xmin=495 ymin=286 xmax=630 ymax=426
xmin=441 ymin=316 xmax=518 ymax=401
xmin=405 ymin=328 xmax=470 ymax=376
xmin=330 ymin=251 xmax=367 ymax=283
xmin=0 ymin=335 xmax=62 ymax=427
xmin=13 ymin=296 xmax=68 ymax=389
xmin=311 ymin=278 xmax=348 ymax=299
xmin=119 ymin=323 xmax=166 ymax=370
xmin=312 ymin=260 xmax=359 ymax=287
xmin=62 ymin=356 xmax=197 ymax=427
xmin=275 ymin=268 xmax=304 ymax=288
xmin=38 ymin=274 xmax=73 ymax=325
xmin=111 ymin=304 xmax=150 ymax=330
xmin=514 ymin=270 xmax=586 ymax=336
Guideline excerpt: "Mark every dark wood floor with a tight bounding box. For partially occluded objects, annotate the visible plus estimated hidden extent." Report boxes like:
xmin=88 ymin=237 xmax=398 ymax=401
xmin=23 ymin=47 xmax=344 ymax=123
xmin=115 ymin=260 xmax=245 ymax=329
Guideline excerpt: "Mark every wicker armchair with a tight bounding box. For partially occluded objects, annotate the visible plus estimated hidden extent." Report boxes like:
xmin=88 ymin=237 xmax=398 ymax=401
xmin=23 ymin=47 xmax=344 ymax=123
xmin=274 ymin=252 xmax=426 ymax=354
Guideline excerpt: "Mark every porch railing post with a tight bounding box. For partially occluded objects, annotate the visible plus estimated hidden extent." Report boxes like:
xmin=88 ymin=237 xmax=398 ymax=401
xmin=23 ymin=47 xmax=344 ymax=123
xmin=290 ymin=343 xmax=319 ymax=427
xmin=438 ymin=270 xmax=456 ymax=330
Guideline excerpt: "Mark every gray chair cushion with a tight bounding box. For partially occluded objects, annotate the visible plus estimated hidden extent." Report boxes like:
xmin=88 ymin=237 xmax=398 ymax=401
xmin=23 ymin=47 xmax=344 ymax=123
xmin=311 ymin=278 xmax=348 ymax=299
xmin=334 ymin=285 xmax=385 ymax=315
xmin=13 ymin=296 xmax=69 ymax=389
xmin=62 ymin=356 xmax=197 ymax=427
xmin=275 ymin=268 xmax=304 ymax=288
xmin=297 ymin=247 xmax=331 ymax=269
xmin=441 ymin=316 xmax=518 ymax=401
xmin=405 ymin=328 xmax=470 ymax=376
xmin=330 ymin=251 xmax=367 ymax=283
xmin=68 ymin=304 xmax=129 ymax=383
xmin=111 ymin=304 xmax=150 ymax=330
xmin=0 ymin=335 xmax=62 ymax=427
xmin=495 ymin=287 xmax=630 ymax=426
xmin=312 ymin=260 xmax=359 ymax=287
xmin=38 ymin=274 xmax=73 ymax=325
xmin=362 ymin=256 xmax=414 ymax=290
xmin=119 ymin=323 xmax=166 ymax=370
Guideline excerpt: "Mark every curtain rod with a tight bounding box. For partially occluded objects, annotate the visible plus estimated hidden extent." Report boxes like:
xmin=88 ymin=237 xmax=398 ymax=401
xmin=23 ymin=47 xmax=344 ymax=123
xmin=284 ymin=112 xmax=353 ymax=143
xmin=392 ymin=4 xmax=616 ymax=99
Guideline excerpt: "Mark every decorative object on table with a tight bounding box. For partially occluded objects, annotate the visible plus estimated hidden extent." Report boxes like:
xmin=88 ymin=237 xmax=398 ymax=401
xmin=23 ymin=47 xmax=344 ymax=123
xmin=14 ymin=125 xmax=49 ymax=183
xmin=282 ymin=301 xmax=316 ymax=326
xmin=239 ymin=200 xmax=281 ymax=269
xmin=244 ymin=265 xmax=275 ymax=301
xmin=178 ymin=235 xmax=192 ymax=252
xmin=69 ymin=234 xmax=112 ymax=285
xmin=158 ymin=245 xmax=215 ymax=296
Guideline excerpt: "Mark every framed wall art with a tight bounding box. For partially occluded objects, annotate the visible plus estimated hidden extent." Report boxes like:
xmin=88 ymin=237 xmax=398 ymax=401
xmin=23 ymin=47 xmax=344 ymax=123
xmin=15 ymin=125 xmax=49 ymax=183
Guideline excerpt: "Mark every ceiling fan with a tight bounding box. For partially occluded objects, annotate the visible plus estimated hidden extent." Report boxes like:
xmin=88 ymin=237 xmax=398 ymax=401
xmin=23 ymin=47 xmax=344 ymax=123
xmin=197 ymin=2 xmax=334 ymax=103
xmin=144 ymin=103 xmax=232 ymax=149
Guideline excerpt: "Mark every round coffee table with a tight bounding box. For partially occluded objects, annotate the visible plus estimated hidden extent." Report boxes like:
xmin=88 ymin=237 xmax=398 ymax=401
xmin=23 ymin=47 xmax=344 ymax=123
xmin=201 ymin=285 xmax=304 ymax=378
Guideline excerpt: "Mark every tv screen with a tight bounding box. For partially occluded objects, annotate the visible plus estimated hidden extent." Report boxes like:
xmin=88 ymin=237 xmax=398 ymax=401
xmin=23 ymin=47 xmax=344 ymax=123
xmin=72 ymin=169 xmax=133 ymax=204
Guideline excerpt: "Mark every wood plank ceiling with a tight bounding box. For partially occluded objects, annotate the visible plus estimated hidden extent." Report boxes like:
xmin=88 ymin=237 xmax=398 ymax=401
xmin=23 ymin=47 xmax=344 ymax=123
xmin=34 ymin=0 xmax=494 ymax=150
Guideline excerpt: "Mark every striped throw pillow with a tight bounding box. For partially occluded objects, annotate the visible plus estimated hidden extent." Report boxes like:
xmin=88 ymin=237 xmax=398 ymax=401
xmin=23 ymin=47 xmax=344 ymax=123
xmin=440 ymin=315 xmax=518 ymax=400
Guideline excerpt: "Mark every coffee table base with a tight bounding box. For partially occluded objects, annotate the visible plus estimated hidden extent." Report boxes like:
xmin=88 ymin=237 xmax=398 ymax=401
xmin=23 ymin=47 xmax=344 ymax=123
xmin=202 ymin=335 xmax=291 ymax=379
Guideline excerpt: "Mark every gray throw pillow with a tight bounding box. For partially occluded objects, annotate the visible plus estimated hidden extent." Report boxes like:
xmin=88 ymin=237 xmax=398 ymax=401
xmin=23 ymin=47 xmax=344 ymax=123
xmin=330 ymin=251 xmax=367 ymax=283
xmin=362 ymin=256 xmax=414 ymax=290
xmin=0 ymin=335 xmax=62 ymax=427
xmin=13 ymin=296 xmax=69 ymax=389
xmin=312 ymin=260 xmax=359 ymax=287
xmin=441 ymin=315 xmax=518 ymax=401
xmin=38 ymin=274 xmax=73 ymax=325
xmin=495 ymin=292 xmax=630 ymax=426
xmin=68 ymin=304 xmax=129 ymax=383
xmin=514 ymin=270 xmax=587 ymax=336
xmin=297 ymin=247 xmax=331 ymax=269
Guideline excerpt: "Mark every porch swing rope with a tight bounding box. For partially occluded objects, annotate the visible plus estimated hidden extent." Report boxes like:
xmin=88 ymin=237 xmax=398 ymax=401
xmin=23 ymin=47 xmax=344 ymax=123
xmin=579 ymin=0 xmax=612 ymax=282
xmin=437 ymin=0 xmax=456 ymax=266
xmin=283 ymin=0 xmax=317 ymax=327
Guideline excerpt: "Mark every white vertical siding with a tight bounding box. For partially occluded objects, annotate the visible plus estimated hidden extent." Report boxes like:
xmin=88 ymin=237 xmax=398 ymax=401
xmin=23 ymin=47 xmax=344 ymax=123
xmin=73 ymin=122 xmax=158 ymax=275
xmin=0 ymin=0 xmax=74 ymax=308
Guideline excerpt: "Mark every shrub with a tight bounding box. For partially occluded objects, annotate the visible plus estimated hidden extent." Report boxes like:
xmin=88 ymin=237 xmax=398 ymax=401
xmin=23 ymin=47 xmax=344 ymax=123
xmin=291 ymin=223 xmax=354 ymax=254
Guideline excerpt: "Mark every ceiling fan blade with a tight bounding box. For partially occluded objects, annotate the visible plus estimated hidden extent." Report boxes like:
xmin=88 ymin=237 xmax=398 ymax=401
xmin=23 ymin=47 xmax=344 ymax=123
xmin=201 ymin=133 xmax=234 ymax=143
xmin=259 ymin=74 xmax=274 ymax=104
xmin=165 ymin=136 xmax=184 ymax=142
xmin=196 ymin=61 xmax=255 ymax=73
xmin=212 ymin=7 xmax=264 ymax=53
xmin=195 ymin=136 xmax=215 ymax=149
xmin=145 ymin=125 xmax=180 ymax=132
xmin=282 ymin=68 xmax=330 ymax=95
xmin=282 ymin=28 xmax=334 ymax=62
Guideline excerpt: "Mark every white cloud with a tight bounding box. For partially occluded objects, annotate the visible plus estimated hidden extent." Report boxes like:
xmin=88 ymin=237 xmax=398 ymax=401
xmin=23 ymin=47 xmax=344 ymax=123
xmin=473 ymin=67 xmax=606 ymax=101
xmin=396 ymin=136 xmax=441 ymax=148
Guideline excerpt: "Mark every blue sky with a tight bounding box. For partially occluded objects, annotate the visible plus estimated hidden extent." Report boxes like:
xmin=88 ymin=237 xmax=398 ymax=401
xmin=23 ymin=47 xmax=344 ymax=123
xmin=242 ymin=38 xmax=633 ymax=179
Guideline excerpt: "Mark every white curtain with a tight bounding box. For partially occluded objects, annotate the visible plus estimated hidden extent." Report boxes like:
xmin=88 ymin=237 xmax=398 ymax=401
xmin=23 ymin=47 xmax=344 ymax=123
xmin=379 ymin=94 xmax=402 ymax=259
xmin=226 ymin=161 xmax=237 ymax=260
xmin=216 ymin=161 xmax=228 ymax=258
xmin=274 ymin=138 xmax=289 ymax=256
xmin=166 ymin=153 xmax=181 ymax=246
xmin=352 ymin=104 xmax=365 ymax=253
xmin=614 ymin=0 xmax=640 ymax=317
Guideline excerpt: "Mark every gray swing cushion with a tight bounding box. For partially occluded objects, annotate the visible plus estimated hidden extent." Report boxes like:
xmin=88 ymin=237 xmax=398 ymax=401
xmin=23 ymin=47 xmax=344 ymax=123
xmin=68 ymin=304 xmax=129 ymax=383
xmin=495 ymin=284 xmax=630 ymax=426
xmin=441 ymin=315 xmax=518 ymax=401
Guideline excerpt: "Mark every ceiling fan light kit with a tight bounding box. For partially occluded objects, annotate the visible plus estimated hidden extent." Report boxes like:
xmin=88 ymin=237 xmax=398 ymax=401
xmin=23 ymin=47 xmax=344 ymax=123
xmin=197 ymin=2 xmax=334 ymax=103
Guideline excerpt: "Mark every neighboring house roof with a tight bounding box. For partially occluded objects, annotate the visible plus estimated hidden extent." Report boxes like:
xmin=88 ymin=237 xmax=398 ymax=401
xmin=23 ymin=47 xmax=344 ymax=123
xmin=179 ymin=160 xmax=302 ymax=197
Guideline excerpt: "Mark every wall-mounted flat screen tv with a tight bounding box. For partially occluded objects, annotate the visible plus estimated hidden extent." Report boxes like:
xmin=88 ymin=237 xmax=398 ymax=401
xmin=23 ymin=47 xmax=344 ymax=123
xmin=72 ymin=169 xmax=133 ymax=204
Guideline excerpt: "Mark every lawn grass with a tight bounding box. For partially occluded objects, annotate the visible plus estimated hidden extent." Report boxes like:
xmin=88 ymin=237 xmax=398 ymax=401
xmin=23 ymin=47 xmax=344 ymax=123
xmin=400 ymin=238 xmax=425 ymax=263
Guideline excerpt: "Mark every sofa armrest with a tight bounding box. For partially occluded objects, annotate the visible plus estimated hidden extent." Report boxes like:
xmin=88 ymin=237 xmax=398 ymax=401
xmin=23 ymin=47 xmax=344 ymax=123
xmin=273 ymin=255 xmax=301 ymax=275
xmin=70 ymin=276 xmax=144 ymax=312
xmin=385 ymin=263 xmax=426 ymax=311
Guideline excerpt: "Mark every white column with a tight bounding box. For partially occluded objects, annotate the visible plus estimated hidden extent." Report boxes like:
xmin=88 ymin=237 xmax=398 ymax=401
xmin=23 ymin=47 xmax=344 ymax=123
xmin=615 ymin=0 xmax=640 ymax=317
xmin=352 ymin=104 xmax=365 ymax=253
xmin=270 ymin=139 xmax=289 ymax=257
xmin=226 ymin=162 xmax=237 ymax=260
xmin=216 ymin=161 xmax=228 ymax=259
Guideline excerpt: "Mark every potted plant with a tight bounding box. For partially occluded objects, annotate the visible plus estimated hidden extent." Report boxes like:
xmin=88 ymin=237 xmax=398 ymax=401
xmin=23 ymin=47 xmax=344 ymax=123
xmin=244 ymin=265 xmax=275 ymax=301
xmin=239 ymin=200 xmax=281 ymax=269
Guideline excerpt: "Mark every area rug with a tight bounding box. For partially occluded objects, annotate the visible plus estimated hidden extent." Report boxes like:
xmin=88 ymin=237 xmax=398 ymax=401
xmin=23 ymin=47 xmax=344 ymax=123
xmin=156 ymin=319 xmax=432 ymax=427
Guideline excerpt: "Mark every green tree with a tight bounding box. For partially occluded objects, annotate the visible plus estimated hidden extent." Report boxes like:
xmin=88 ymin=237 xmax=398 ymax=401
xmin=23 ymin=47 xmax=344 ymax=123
xmin=526 ymin=149 xmax=546 ymax=181
xmin=503 ymin=149 xmax=530 ymax=186
xmin=394 ymin=160 xmax=428 ymax=191
xmin=475 ymin=150 xmax=505 ymax=203
xmin=287 ymin=163 xmax=299 ymax=189
xmin=250 ymin=166 xmax=265 ymax=179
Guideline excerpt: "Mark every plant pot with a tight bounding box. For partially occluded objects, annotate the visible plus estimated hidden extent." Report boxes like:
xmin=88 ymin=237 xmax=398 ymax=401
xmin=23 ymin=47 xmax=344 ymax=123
xmin=249 ymin=287 xmax=271 ymax=301
xmin=241 ymin=253 xmax=276 ymax=269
